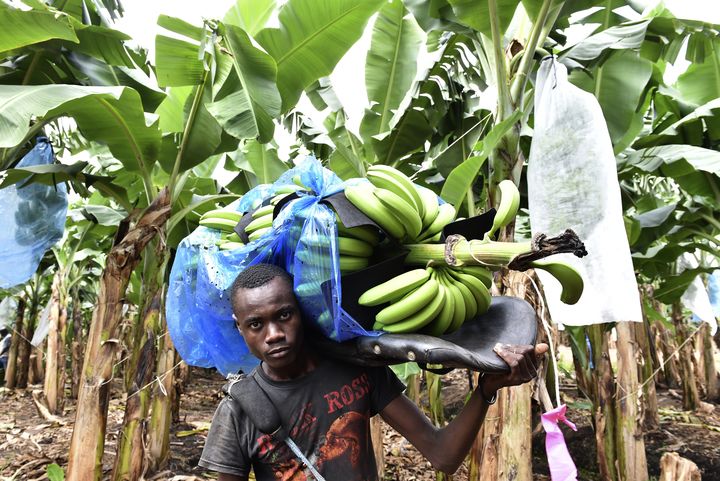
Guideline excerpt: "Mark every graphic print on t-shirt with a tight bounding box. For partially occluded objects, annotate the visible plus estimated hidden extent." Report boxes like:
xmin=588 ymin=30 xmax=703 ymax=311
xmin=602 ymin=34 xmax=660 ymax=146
xmin=258 ymin=371 xmax=374 ymax=480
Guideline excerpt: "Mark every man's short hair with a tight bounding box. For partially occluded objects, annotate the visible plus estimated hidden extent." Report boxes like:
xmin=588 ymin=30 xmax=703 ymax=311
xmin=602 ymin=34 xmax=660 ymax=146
xmin=230 ymin=263 xmax=293 ymax=312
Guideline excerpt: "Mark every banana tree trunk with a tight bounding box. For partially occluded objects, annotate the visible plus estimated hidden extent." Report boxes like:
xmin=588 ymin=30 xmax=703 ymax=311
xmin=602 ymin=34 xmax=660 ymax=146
xmin=111 ymin=331 xmax=157 ymax=481
xmin=31 ymin=343 xmax=45 ymax=384
xmin=633 ymin=320 xmax=659 ymax=429
xmin=4 ymin=297 xmax=25 ymax=388
xmin=586 ymin=324 xmax=617 ymax=481
xmin=66 ymin=189 xmax=171 ymax=481
xmin=172 ymin=360 xmax=189 ymax=422
xmin=614 ymin=322 xmax=648 ymax=480
xmin=657 ymin=322 xmax=681 ymax=388
xmin=147 ymin=318 xmax=176 ymax=473
xmin=44 ymin=271 xmax=68 ymax=414
xmin=700 ymin=323 xmax=718 ymax=401
xmin=71 ymin=295 xmax=83 ymax=399
xmin=16 ymin=298 xmax=38 ymax=388
xmin=469 ymin=270 xmax=533 ymax=481
xmin=671 ymin=303 xmax=699 ymax=410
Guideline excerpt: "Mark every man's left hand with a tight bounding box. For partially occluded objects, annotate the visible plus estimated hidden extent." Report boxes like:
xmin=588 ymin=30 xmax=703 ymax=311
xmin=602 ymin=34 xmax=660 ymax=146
xmin=481 ymin=343 xmax=549 ymax=397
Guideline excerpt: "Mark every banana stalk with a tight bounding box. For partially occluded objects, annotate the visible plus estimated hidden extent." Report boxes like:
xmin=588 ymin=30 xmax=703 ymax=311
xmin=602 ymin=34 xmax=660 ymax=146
xmin=403 ymin=230 xmax=586 ymax=270
xmin=404 ymin=238 xmax=532 ymax=268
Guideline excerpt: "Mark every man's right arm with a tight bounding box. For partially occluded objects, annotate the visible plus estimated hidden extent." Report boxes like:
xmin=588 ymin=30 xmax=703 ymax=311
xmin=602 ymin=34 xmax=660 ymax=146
xmin=380 ymin=343 xmax=547 ymax=474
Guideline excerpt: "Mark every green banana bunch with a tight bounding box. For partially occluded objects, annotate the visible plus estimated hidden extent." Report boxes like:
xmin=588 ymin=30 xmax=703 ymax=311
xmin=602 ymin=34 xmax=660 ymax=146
xmin=367 ymin=165 xmax=424 ymax=218
xmin=374 ymin=187 xmax=423 ymax=240
xmin=374 ymin=268 xmax=439 ymax=325
xmin=530 ymin=259 xmax=584 ymax=304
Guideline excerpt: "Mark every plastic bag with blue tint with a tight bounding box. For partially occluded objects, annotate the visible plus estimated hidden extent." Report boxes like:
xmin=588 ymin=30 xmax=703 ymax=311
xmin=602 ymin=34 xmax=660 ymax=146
xmin=0 ymin=138 xmax=68 ymax=288
xmin=166 ymin=156 xmax=374 ymax=375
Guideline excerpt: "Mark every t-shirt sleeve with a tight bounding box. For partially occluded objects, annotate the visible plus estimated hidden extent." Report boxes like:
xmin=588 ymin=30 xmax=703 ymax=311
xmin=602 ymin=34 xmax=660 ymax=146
xmin=198 ymin=397 xmax=251 ymax=477
xmin=367 ymin=365 xmax=406 ymax=415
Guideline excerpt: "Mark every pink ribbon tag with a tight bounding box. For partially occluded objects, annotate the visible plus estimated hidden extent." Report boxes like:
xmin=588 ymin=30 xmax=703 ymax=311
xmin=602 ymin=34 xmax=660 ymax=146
xmin=541 ymin=404 xmax=578 ymax=481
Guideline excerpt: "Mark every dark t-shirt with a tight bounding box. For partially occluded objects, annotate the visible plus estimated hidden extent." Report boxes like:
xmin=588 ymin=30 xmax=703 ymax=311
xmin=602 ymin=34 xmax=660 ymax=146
xmin=199 ymin=358 xmax=405 ymax=480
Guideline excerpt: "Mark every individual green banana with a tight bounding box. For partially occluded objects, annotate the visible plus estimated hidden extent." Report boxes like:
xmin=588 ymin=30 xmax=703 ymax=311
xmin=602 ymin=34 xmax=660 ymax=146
xmin=416 ymin=185 xmax=440 ymax=230
xmin=422 ymin=273 xmax=455 ymax=336
xmin=531 ymin=259 xmax=584 ymax=305
xmin=457 ymin=266 xmax=493 ymax=289
xmin=367 ymin=169 xmax=420 ymax=213
xmin=440 ymin=270 xmax=466 ymax=333
xmin=375 ymin=274 xmax=439 ymax=325
xmin=338 ymin=236 xmax=374 ymax=257
xmin=199 ymin=217 xmax=239 ymax=233
xmin=418 ymin=202 xmax=456 ymax=241
xmin=366 ymin=165 xmax=424 ymax=218
xmin=218 ymin=241 xmax=245 ymax=251
xmin=275 ymin=184 xmax=302 ymax=194
xmin=378 ymin=286 xmax=446 ymax=333
xmin=345 ymin=184 xmax=406 ymax=240
xmin=446 ymin=269 xmax=491 ymax=315
xmin=200 ymin=209 xmax=243 ymax=223
xmin=358 ymin=269 xmax=431 ymax=306
xmin=245 ymin=214 xmax=273 ymax=233
xmin=336 ymin=220 xmax=381 ymax=246
xmin=223 ymin=232 xmax=242 ymax=242
xmin=486 ymin=179 xmax=520 ymax=239
xmin=373 ymin=187 xmax=423 ymax=240
xmin=339 ymin=255 xmax=369 ymax=273
xmin=270 ymin=193 xmax=290 ymax=205
xmin=248 ymin=227 xmax=271 ymax=242
xmin=252 ymin=204 xmax=275 ymax=219
xmin=445 ymin=269 xmax=477 ymax=321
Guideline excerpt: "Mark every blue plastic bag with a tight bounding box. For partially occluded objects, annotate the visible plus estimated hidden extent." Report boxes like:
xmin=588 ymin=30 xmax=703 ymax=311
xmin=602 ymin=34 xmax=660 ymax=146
xmin=0 ymin=138 xmax=67 ymax=288
xmin=166 ymin=157 xmax=376 ymax=375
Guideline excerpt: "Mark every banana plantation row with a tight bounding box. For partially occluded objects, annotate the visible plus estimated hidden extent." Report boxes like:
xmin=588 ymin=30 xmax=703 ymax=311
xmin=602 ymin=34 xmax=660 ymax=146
xmin=0 ymin=0 xmax=719 ymax=480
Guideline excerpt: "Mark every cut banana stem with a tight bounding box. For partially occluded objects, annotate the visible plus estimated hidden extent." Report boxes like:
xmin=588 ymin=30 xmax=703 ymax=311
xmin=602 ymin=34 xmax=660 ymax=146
xmin=403 ymin=239 xmax=533 ymax=267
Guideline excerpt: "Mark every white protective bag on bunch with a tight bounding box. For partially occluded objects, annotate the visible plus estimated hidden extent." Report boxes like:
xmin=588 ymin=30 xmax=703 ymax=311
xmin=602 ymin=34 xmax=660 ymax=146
xmin=527 ymin=57 xmax=642 ymax=326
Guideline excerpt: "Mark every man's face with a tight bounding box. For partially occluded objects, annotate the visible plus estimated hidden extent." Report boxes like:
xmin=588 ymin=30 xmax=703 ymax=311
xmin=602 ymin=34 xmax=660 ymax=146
xmin=233 ymin=277 xmax=305 ymax=379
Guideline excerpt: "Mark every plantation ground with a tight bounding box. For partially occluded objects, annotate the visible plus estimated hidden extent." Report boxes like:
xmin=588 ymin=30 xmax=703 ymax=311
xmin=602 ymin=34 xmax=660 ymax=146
xmin=1 ymin=367 xmax=719 ymax=480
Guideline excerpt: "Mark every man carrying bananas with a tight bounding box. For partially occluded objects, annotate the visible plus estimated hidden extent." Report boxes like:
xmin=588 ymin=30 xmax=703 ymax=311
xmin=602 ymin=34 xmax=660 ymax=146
xmin=199 ymin=263 xmax=548 ymax=481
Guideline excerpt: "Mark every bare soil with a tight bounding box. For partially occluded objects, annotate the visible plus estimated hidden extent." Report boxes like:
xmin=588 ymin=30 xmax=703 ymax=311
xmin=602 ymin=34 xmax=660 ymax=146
xmin=1 ymin=367 xmax=719 ymax=480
